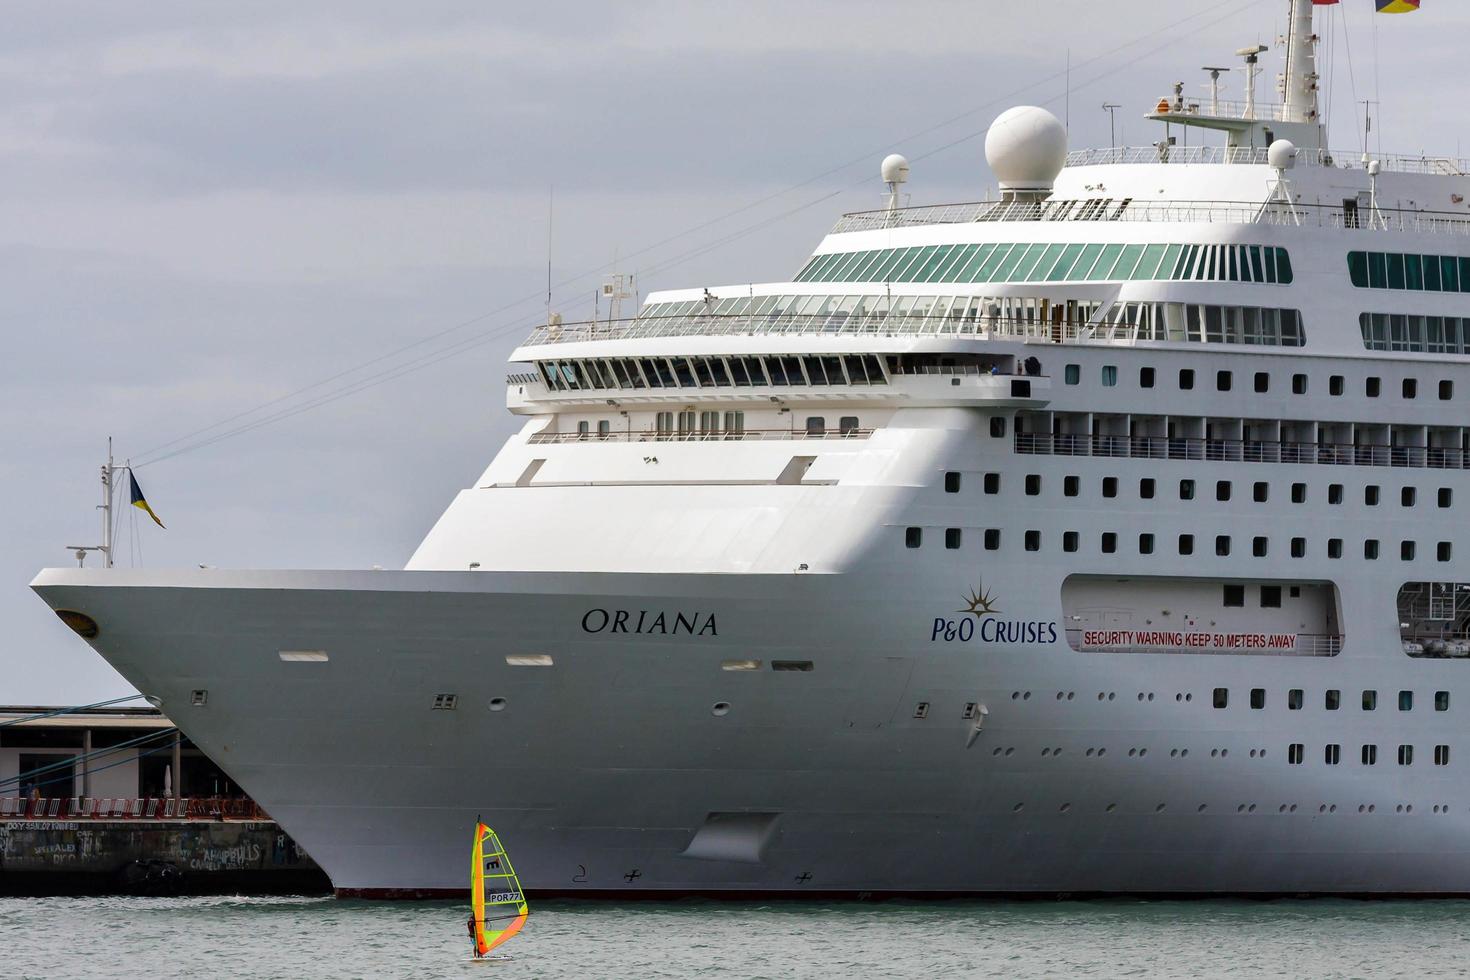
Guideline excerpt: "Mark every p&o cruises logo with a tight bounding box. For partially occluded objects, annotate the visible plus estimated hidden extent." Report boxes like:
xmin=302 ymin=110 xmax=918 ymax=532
xmin=931 ymin=580 xmax=1058 ymax=644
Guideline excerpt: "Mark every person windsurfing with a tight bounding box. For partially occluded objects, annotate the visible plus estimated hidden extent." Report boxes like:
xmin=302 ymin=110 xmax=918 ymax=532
xmin=467 ymin=913 xmax=482 ymax=958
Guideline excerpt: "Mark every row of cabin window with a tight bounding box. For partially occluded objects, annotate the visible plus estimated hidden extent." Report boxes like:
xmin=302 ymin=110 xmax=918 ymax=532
xmin=945 ymin=471 xmax=1454 ymax=509
xmin=905 ymin=526 xmax=1451 ymax=561
xmin=1091 ymin=303 xmax=1304 ymax=346
xmin=1214 ymin=688 xmax=1450 ymax=711
xmin=537 ymin=353 xmax=888 ymax=392
xmin=643 ymin=412 xmax=860 ymax=436
xmin=794 ymin=242 xmax=1293 ymax=286
xmin=1065 ymin=363 xmax=1453 ymax=399
xmin=1287 ymin=743 xmax=1449 ymax=766
xmin=1359 ymin=313 xmax=1470 ymax=356
xmin=1348 ymin=251 xmax=1470 ymax=293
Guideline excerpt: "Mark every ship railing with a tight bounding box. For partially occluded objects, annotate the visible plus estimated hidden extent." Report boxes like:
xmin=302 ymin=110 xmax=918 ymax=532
xmin=830 ymin=196 xmax=1470 ymax=234
xmin=0 ymin=796 xmax=271 ymax=821
xmin=1068 ymin=630 xmax=1343 ymax=658
xmin=528 ymin=427 xmax=874 ymax=445
xmin=523 ymin=311 xmax=1093 ymax=347
xmin=1016 ymin=432 xmax=1469 ymax=472
xmin=506 ymin=372 xmax=539 ymax=386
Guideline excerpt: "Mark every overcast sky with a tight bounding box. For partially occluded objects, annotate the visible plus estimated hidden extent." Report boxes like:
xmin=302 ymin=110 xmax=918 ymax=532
xmin=2 ymin=0 xmax=1458 ymax=704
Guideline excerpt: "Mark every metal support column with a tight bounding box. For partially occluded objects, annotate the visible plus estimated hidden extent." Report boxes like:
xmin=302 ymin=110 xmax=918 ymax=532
xmin=81 ymin=728 xmax=92 ymax=800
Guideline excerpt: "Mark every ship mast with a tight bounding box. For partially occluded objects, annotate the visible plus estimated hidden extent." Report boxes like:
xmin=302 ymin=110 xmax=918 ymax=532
xmin=1281 ymin=0 xmax=1322 ymax=131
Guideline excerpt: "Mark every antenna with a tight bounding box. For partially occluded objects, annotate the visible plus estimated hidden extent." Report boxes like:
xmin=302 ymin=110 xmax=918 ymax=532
xmin=545 ymin=185 xmax=554 ymax=325
xmin=1202 ymin=67 xmax=1232 ymax=116
xmin=1103 ymin=103 xmax=1121 ymax=162
xmin=67 ymin=438 xmax=117 ymax=568
xmin=1237 ymin=44 xmax=1269 ymax=120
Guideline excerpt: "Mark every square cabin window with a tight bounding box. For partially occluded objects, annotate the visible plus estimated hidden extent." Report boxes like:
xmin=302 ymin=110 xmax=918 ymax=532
xmin=1440 ymin=379 xmax=1454 ymax=400
xmin=1179 ymin=368 xmax=1195 ymax=391
xmin=1180 ymin=479 xmax=1196 ymax=501
xmin=1291 ymin=537 xmax=1306 ymax=558
xmin=944 ymin=472 xmax=961 ymax=493
xmin=1254 ymin=372 xmax=1269 ymax=394
xmin=1063 ymin=531 xmax=1079 ymax=553
xmin=984 ymin=473 xmax=1000 ymax=494
xmin=1436 ymin=691 xmax=1450 ymax=711
xmin=1292 ymin=373 xmax=1308 ymax=395
xmin=1365 ymin=485 xmax=1380 ymax=506
xmin=1217 ymin=370 xmax=1233 ymax=392
xmin=1403 ymin=378 xmax=1418 ymax=399
xmin=1439 ymin=542 xmax=1453 ymax=562
xmin=1401 ymin=487 xmax=1416 ymax=507
xmin=1216 ymin=480 xmax=1232 ymax=502
xmin=840 ymin=416 xmax=860 ymax=435
xmin=1328 ymin=484 xmax=1344 ymax=505
xmin=1288 ymin=689 xmax=1303 ymax=710
xmin=1367 ymin=376 xmax=1381 ymax=398
xmin=1326 ymin=689 xmax=1341 ymax=710
xmin=1025 ymin=530 xmax=1041 ymax=552
xmin=1363 ymin=690 xmax=1378 ymax=711
xmin=1223 ymin=584 xmax=1245 ymax=607
xmin=1399 ymin=690 xmax=1413 ymax=711
xmin=1101 ymin=365 xmax=1118 ymax=387
xmin=1140 ymin=367 xmax=1156 ymax=388
xmin=1025 ymin=474 xmax=1042 ymax=496
xmin=1291 ymin=483 xmax=1307 ymax=504
xmin=1064 ymin=475 xmax=1080 ymax=497
xmin=1102 ymin=477 xmax=1118 ymax=498
xmin=1139 ymin=533 xmax=1154 ymax=555
xmin=989 ymin=416 xmax=1007 ymax=438
xmin=1100 ymin=532 xmax=1117 ymax=554
xmin=1213 ymin=688 xmax=1229 ymax=709
xmin=1140 ymin=478 xmax=1156 ymax=500
xmin=1216 ymin=535 xmax=1232 ymax=557
xmin=1401 ymin=540 xmax=1416 ymax=561
xmin=905 ymin=527 xmax=922 ymax=549
xmin=945 ymin=528 xmax=962 ymax=550
xmin=1439 ymin=488 xmax=1453 ymax=508
xmin=1330 ymin=375 xmax=1345 ymax=396
xmin=1328 ymin=538 xmax=1343 ymax=559
xmin=1250 ymin=688 xmax=1266 ymax=709
xmin=1064 ymin=364 xmax=1080 ymax=385
xmin=1252 ymin=536 xmax=1268 ymax=558
xmin=984 ymin=529 xmax=1001 ymax=551
xmin=1261 ymin=585 xmax=1282 ymax=608
xmin=806 ymin=416 xmax=826 ymax=435
xmin=1178 ymin=534 xmax=1195 ymax=556
xmin=1253 ymin=481 xmax=1269 ymax=503
xmin=1365 ymin=539 xmax=1380 ymax=560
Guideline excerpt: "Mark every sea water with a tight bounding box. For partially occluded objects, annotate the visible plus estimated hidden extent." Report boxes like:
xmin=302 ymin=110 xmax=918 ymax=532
xmin=6 ymin=895 xmax=1470 ymax=978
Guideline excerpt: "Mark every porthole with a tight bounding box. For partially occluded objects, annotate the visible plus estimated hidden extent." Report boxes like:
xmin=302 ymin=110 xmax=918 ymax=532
xmin=992 ymin=747 xmax=1003 ymax=757
xmin=1108 ymin=692 xmax=1116 ymax=701
xmin=1059 ymin=803 xmax=1071 ymax=813
xmin=1085 ymin=748 xmax=1095 ymax=757
xmin=1248 ymin=804 xmax=1257 ymax=813
xmin=1004 ymin=747 xmax=1015 ymax=757
xmin=1197 ymin=804 xmax=1207 ymax=813
xmin=1106 ymin=804 xmax=1117 ymax=813
xmin=1066 ymin=692 xmax=1075 ymax=701
xmin=1012 ymin=803 xmax=1024 ymax=813
xmin=1155 ymin=804 xmax=1166 ymax=813
xmin=1097 ymin=748 xmax=1106 ymax=757
xmin=711 ymin=701 xmax=731 ymax=716
xmin=488 ymin=697 xmax=508 ymax=712
xmin=1022 ymin=691 xmax=1031 ymax=700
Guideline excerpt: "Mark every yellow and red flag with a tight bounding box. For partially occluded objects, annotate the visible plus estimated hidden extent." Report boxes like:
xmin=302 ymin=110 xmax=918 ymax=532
xmin=1375 ymin=0 xmax=1420 ymax=12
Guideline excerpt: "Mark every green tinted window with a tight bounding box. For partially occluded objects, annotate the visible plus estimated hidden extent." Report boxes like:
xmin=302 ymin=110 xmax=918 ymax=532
xmin=1227 ymin=247 xmax=1240 ymax=282
xmin=954 ymin=243 xmax=996 ymax=282
xmin=1133 ymin=243 xmax=1168 ymax=280
xmin=1460 ymin=257 xmax=1470 ymax=293
xmin=800 ymin=254 xmax=837 ymax=281
xmin=1086 ymin=244 xmax=1124 ymax=280
xmin=1347 ymin=251 xmax=1369 ymax=287
xmin=1405 ymin=253 xmax=1424 ymax=291
xmin=893 ymin=245 xmax=937 ymax=282
xmin=1112 ymin=244 xmax=1146 ymax=280
xmin=976 ymin=243 xmax=1012 ymax=281
xmin=1072 ymin=243 xmax=1106 ymax=279
xmin=846 ymin=250 xmax=888 ymax=281
xmin=1369 ymin=251 xmax=1387 ymax=288
xmin=794 ymin=257 xmax=821 ymax=282
xmin=869 ymin=247 xmax=913 ymax=282
xmin=1387 ymin=253 xmax=1406 ymax=289
xmin=913 ymin=244 xmax=955 ymax=282
xmin=1248 ymin=246 xmax=1264 ymax=282
xmin=1275 ymin=248 xmax=1293 ymax=284
xmin=991 ymin=243 xmax=1030 ymax=281
xmin=1046 ymin=243 xmax=1087 ymax=281
xmin=935 ymin=243 xmax=977 ymax=282
xmin=1023 ymin=243 xmax=1066 ymax=281
xmin=1442 ymin=255 xmax=1459 ymax=292
xmin=1424 ymin=254 xmax=1442 ymax=291
xmin=828 ymin=252 xmax=867 ymax=281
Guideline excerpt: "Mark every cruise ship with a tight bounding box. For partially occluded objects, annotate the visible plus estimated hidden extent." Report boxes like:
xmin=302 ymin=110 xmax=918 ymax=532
xmin=32 ymin=0 xmax=1470 ymax=896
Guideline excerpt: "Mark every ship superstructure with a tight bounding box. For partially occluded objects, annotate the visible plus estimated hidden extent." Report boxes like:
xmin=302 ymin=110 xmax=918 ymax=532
xmin=32 ymin=0 xmax=1470 ymax=895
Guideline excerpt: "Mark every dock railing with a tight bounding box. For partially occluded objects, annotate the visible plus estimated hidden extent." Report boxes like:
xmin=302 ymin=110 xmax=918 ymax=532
xmin=0 ymin=796 xmax=270 ymax=821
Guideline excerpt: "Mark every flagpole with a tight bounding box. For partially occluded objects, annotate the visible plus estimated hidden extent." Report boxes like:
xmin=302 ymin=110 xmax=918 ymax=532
xmin=102 ymin=437 xmax=114 ymax=569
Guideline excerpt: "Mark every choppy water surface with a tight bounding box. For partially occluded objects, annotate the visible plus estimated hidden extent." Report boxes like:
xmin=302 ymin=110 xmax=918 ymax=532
xmin=7 ymin=894 xmax=1470 ymax=978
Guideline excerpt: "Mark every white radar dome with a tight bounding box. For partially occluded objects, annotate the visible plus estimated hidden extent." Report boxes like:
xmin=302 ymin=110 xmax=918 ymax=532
xmin=881 ymin=153 xmax=910 ymax=184
xmin=985 ymin=106 xmax=1068 ymax=192
xmin=1268 ymin=138 xmax=1299 ymax=171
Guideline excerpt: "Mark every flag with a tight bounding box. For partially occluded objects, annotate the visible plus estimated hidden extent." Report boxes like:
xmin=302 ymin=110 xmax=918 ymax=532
xmin=1311 ymin=0 xmax=1340 ymax=5
xmin=129 ymin=472 xmax=165 ymax=528
xmin=1376 ymin=0 xmax=1420 ymax=12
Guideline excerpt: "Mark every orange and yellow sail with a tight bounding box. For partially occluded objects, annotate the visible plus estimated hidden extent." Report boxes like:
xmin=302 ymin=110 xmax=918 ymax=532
xmin=471 ymin=822 xmax=528 ymax=955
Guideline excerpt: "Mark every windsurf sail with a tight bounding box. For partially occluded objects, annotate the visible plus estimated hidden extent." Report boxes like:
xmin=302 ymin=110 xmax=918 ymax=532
xmin=471 ymin=822 xmax=528 ymax=955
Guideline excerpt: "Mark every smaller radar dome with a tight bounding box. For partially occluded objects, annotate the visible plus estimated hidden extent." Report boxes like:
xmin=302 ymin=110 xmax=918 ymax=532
xmin=985 ymin=106 xmax=1067 ymax=192
xmin=1268 ymin=138 xmax=1299 ymax=171
xmin=881 ymin=153 xmax=910 ymax=184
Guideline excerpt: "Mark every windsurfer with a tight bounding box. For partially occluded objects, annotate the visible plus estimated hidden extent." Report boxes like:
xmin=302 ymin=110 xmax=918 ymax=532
xmin=468 ymin=914 xmax=482 ymax=958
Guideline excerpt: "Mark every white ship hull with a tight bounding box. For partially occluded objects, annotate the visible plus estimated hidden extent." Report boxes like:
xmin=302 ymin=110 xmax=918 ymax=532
xmin=32 ymin=564 xmax=1470 ymax=896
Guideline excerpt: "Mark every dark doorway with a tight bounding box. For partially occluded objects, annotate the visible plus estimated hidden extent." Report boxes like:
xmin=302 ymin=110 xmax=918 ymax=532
xmin=19 ymin=754 xmax=75 ymax=800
